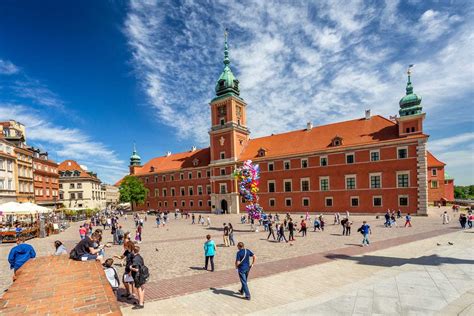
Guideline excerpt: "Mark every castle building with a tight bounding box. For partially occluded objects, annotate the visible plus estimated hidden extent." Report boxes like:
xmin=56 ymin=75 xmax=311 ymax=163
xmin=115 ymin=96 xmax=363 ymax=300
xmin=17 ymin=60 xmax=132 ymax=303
xmin=129 ymin=36 xmax=451 ymax=214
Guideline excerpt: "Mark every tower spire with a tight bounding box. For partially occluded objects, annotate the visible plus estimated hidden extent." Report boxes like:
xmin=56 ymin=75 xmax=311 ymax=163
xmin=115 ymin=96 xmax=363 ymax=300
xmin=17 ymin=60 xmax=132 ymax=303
xmin=223 ymin=28 xmax=230 ymax=66
xmin=214 ymin=27 xmax=240 ymax=97
xmin=405 ymin=64 xmax=414 ymax=95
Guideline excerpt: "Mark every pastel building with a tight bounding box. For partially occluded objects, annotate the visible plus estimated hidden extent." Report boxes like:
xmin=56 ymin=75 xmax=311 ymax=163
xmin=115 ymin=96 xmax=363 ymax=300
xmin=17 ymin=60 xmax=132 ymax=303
xmin=129 ymin=37 xmax=450 ymax=215
xmin=0 ymin=139 xmax=17 ymax=203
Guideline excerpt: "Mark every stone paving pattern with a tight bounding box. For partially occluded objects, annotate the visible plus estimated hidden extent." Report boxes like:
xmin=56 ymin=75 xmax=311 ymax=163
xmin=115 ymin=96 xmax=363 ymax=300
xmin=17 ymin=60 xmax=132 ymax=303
xmin=0 ymin=256 xmax=121 ymax=315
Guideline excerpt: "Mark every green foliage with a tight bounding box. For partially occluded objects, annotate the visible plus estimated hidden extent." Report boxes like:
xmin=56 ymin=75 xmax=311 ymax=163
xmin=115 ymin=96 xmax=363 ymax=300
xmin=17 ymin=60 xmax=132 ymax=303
xmin=454 ymin=185 xmax=474 ymax=199
xmin=119 ymin=175 xmax=149 ymax=209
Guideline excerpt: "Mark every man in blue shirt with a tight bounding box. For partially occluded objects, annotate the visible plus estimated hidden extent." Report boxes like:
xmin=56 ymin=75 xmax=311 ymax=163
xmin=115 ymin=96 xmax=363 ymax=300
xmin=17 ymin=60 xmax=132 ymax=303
xmin=8 ymin=237 xmax=36 ymax=281
xmin=360 ymin=221 xmax=372 ymax=246
xmin=235 ymin=242 xmax=256 ymax=300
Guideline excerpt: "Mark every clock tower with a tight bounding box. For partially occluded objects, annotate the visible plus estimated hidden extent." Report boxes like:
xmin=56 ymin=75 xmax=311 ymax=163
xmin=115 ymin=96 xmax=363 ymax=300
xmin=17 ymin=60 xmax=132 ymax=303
xmin=209 ymin=31 xmax=249 ymax=214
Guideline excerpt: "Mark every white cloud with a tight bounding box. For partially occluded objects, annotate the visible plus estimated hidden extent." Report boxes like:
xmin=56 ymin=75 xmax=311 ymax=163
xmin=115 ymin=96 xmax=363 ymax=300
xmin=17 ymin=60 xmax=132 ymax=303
xmin=428 ymin=133 xmax=474 ymax=152
xmin=13 ymin=79 xmax=65 ymax=109
xmin=0 ymin=59 xmax=19 ymax=75
xmin=417 ymin=10 xmax=462 ymax=42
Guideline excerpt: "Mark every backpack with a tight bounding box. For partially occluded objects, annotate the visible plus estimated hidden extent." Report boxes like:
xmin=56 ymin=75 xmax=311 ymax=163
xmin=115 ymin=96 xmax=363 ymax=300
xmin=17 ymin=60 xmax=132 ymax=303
xmin=357 ymin=225 xmax=364 ymax=235
xmin=69 ymin=248 xmax=80 ymax=261
xmin=139 ymin=264 xmax=150 ymax=283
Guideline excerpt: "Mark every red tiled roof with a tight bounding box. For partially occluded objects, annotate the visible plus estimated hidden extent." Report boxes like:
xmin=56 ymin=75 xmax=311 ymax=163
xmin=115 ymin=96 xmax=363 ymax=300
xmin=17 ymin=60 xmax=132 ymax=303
xmin=135 ymin=147 xmax=211 ymax=175
xmin=427 ymin=151 xmax=446 ymax=167
xmin=240 ymin=115 xmax=425 ymax=160
xmin=58 ymin=159 xmax=95 ymax=179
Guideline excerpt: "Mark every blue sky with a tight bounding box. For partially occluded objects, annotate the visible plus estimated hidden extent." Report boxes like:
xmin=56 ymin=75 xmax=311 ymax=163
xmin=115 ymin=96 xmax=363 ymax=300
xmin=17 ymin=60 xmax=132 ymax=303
xmin=0 ymin=0 xmax=473 ymax=185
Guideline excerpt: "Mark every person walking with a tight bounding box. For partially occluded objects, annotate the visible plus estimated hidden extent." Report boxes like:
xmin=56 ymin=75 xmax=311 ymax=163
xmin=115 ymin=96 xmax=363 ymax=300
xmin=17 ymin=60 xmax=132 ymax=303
xmin=191 ymin=213 xmax=195 ymax=224
xmin=345 ymin=220 xmax=352 ymax=236
xmin=228 ymin=223 xmax=236 ymax=246
xmin=278 ymin=224 xmax=288 ymax=242
xmin=223 ymin=223 xmax=230 ymax=247
xmin=288 ymin=219 xmax=295 ymax=241
xmin=404 ymin=213 xmax=412 ymax=227
xmin=267 ymin=221 xmax=276 ymax=240
xmin=235 ymin=242 xmax=256 ymax=300
xmin=468 ymin=212 xmax=473 ymax=229
xmin=299 ymin=219 xmax=307 ymax=237
xmin=359 ymin=221 xmax=371 ymax=246
xmin=8 ymin=237 xmax=36 ymax=281
xmin=206 ymin=216 xmax=211 ymax=227
xmin=130 ymin=246 xmax=147 ymax=309
xmin=341 ymin=217 xmax=348 ymax=235
xmin=203 ymin=234 xmax=216 ymax=271
xmin=441 ymin=211 xmax=450 ymax=224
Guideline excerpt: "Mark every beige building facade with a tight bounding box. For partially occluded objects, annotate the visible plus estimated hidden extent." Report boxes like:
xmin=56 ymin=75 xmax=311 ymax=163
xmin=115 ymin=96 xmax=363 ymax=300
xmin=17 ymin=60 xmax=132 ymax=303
xmin=0 ymin=139 xmax=17 ymax=203
xmin=104 ymin=184 xmax=119 ymax=207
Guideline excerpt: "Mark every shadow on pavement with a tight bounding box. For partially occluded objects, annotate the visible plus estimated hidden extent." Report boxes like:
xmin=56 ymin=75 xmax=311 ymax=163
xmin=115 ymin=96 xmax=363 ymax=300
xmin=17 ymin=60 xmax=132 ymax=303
xmin=189 ymin=266 xmax=206 ymax=271
xmin=325 ymin=254 xmax=474 ymax=267
xmin=210 ymin=287 xmax=241 ymax=298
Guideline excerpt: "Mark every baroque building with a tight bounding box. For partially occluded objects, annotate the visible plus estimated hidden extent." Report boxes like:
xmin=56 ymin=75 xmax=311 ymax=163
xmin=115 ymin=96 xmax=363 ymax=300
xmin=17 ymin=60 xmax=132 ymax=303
xmin=129 ymin=36 xmax=452 ymax=214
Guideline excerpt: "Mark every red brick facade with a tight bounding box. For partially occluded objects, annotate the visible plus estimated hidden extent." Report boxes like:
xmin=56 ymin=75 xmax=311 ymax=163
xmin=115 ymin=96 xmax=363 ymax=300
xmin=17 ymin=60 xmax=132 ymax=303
xmin=427 ymin=151 xmax=454 ymax=203
xmin=32 ymin=150 xmax=59 ymax=207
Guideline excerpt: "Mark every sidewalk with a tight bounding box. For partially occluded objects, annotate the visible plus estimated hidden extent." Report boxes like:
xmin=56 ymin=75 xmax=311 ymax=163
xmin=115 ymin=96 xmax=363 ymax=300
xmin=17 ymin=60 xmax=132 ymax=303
xmin=122 ymin=230 xmax=473 ymax=315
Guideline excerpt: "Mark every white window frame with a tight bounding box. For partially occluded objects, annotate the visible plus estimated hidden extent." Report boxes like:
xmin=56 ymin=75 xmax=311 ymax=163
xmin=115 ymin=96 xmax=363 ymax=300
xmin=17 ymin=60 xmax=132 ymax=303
xmin=197 ymin=185 xmax=203 ymax=195
xmin=373 ymin=195 xmax=383 ymax=207
xmin=206 ymin=184 xmax=211 ymax=195
xmin=198 ymin=200 xmax=203 ymax=207
xmin=302 ymin=197 xmax=310 ymax=207
xmin=431 ymin=180 xmax=439 ymax=189
xmin=162 ymin=188 xmax=167 ymax=197
xmin=301 ymin=158 xmax=308 ymax=168
xmin=432 ymin=168 xmax=437 ymax=176
xmin=171 ymin=187 xmax=176 ymax=196
xmin=267 ymin=180 xmax=276 ymax=193
xmin=188 ymin=186 xmax=194 ymax=196
xmin=319 ymin=176 xmax=330 ymax=191
xmin=220 ymin=168 xmax=226 ymax=176
xmin=397 ymin=146 xmax=408 ymax=159
xmin=283 ymin=160 xmax=291 ymax=170
xmin=268 ymin=162 xmax=274 ymax=171
xmin=398 ymin=195 xmax=409 ymax=207
xmin=181 ymin=200 xmax=186 ymax=207
xmin=325 ymin=196 xmax=333 ymax=207
xmin=370 ymin=149 xmax=380 ymax=162
xmin=269 ymin=198 xmax=276 ymax=207
xmin=396 ymin=171 xmax=410 ymax=188
xmin=320 ymin=155 xmax=328 ymax=166
xmin=154 ymin=189 xmax=159 ymax=197
xmin=220 ymin=151 xmax=225 ymax=160
xmin=345 ymin=174 xmax=357 ymax=190
xmin=285 ymin=198 xmax=292 ymax=207
xmin=369 ymin=172 xmax=382 ymax=189
xmin=300 ymin=178 xmax=310 ymax=192
xmin=180 ymin=187 xmax=185 ymax=196
xmin=350 ymin=196 xmax=359 ymax=207
xmin=188 ymin=172 xmax=193 ymax=179
xmin=219 ymin=183 xmax=227 ymax=194
xmin=283 ymin=179 xmax=292 ymax=192
xmin=345 ymin=152 xmax=355 ymax=164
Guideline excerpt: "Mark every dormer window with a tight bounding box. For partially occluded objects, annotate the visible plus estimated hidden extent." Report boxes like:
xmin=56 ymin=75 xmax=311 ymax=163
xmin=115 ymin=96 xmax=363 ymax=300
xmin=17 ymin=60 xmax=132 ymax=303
xmin=331 ymin=136 xmax=343 ymax=147
xmin=219 ymin=80 xmax=225 ymax=88
xmin=150 ymin=166 xmax=155 ymax=172
xmin=192 ymin=158 xmax=199 ymax=167
xmin=257 ymin=148 xmax=267 ymax=157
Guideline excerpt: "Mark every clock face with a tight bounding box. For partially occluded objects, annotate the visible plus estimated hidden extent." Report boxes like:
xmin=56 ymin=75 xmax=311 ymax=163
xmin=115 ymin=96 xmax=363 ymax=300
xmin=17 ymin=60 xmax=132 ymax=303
xmin=218 ymin=105 xmax=226 ymax=116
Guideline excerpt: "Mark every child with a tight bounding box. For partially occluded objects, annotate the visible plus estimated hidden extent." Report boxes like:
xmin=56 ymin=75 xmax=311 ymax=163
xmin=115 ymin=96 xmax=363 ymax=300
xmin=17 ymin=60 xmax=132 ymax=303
xmin=103 ymin=258 xmax=120 ymax=294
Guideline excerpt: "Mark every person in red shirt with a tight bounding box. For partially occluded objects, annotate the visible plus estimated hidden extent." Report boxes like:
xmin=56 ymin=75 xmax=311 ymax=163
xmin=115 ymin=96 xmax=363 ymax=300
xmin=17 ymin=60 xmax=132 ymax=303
xmin=79 ymin=225 xmax=87 ymax=240
xmin=299 ymin=219 xmax=307 ymax=237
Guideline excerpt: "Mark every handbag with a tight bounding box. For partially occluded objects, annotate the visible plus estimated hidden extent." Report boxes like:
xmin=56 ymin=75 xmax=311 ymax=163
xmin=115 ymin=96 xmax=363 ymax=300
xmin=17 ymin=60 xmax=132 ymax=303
xmin=124 ymin=273 xmax=134 ymax=283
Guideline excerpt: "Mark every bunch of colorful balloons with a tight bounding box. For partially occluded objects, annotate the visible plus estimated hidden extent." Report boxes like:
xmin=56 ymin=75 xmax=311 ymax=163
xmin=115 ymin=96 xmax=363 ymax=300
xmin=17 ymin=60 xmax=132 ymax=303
xmin=233 ymin=160 xmax=263 ymax=219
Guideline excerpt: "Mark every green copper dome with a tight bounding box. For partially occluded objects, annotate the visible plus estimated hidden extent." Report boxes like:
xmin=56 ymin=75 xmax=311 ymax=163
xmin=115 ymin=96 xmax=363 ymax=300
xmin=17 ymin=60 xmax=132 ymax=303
xmin=399 ymin=69 xmax=422 ymax=117
xmin=215 ymin=31 xmax=240 ymax=97
xmin=130 ymin=144 xmax=141 ymax=166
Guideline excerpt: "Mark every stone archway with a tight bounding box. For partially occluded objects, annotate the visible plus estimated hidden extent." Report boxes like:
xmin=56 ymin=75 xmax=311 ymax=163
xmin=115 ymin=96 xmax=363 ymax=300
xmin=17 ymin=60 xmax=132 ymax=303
xmin=221 ymin=199 xmax=228 ymax=214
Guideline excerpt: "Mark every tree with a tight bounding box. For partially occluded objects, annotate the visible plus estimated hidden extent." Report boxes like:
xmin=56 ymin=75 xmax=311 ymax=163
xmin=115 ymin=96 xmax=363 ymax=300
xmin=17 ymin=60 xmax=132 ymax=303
xmin=119 ymin=175 xmax=149 ymax=212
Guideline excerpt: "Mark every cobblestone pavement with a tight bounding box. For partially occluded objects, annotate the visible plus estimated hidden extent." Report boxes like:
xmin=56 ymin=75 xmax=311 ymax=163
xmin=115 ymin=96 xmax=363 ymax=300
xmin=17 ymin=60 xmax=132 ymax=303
xmin=121 ymin=229 xmax=474 ymax=315
xmin=0 ymin=206 xmax=465 ymax=296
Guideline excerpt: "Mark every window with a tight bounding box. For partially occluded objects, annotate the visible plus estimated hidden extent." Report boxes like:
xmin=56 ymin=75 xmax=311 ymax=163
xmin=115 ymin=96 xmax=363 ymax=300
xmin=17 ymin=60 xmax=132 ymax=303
xmin=220 ymin=168 xmax=226 ymax=176
xmin=373 ymin=196 xmax=382 ymax=207
xmin=154 ymin=189 xmax=159 ymax=197
xmin=220 ymin=152 xmax=225 ymax=160
xmin=432 ymin=169 xmax=437 ymax=176
xmin=284 ymin=180 xmax=292 ymax=192
xmin=399 ymin=195 xmax=409 ymax=206
xmin=219 ymin=183 xmax=227 ymax=194
xmin=284 ymin=161 xmax=290 ymax=170
xmin=161 ymin=175 xmax=166 ymax=182
xmin=189 ymin=201 xmax=194 ymax=207
xmin=268 ymin=181 xmax=276 ymax=193
xmin=164 ymin=201 xmax=168 ymax=207
xmin=180 ymin=187 xmax=185 ymax=196
xmin=302 ymin=198 xmax=310 ymax=207
xmin=197 ymin=171 xmax=201 ymax=179
xmin=370 ymin=150 xmax=380 ymax=162
xmin=220 ymin=118 xmax=225 ymax=126
xmin=78 ymin=192 xmax=83 ymax=199
xmin=320 ymin=177 xmax=329 ymax=191
xmin=431 ymin=180 xmax=438 ymax=189
xmin=70 ymin=193 xmax=76 ymax=200
xmin=206 ymin=170 xmax=211 ymax=177
xmin=171 ymin=188 xmax=176 ymax=196
xmin=162 ymin=188 xmax=167 ymax=197
xmin=206 ymin=185 xmax=211 ymax=194
xmin=345 ymin=175 xmax=356 ymax=190
xmin=325 ymin=197 xmax=333 ymax=207
xmin=285 ymin=198 xmax=292 ymax=207
xmin=269 ymin=198 xmax=275 ymax=207
xmin=197 ymin=185 xmax=203 ymax=195
xmin=174 ymin=201 xmax=178 ymax=207
xmin=59 ymin=183 xmax=63 ymax=189
xmin=145 ymin=177 xmax=149 ymax=183
xmin=370 ymin=173 xmax=382 ymax=189
xmin=301 ymin=179 xmax=310 ymax=192
xmin=397 ymin=147 xmax=408 ymax=159
xmin=188 ymin=187 xmax=194 ymax=196
xmin=351 ymin=197 xmax=359 ymax=207
xmin=188 ymin=172 xmax=192 ymax=179
xmin=301 ymin=159 xmax=308 ymax=168
xmin=346 ymin=153 xmax=355 ymax=164
xmin=268 ymin=162 xmax=274 ymax=171
xmin=181 ymin=201 xmax=185 ymax=207
xmin=59 ymin=192 xmax=64 ymax=199
xmin=0 ymin=180 xmax=3 ymax=189
xmin=180 ymin=173 xmax=184 ymax=180
xmin=158 ymin=201 xmax=162 ymax=207
xmin=208 ymin=200 xmax=212 ymax=207
xmin=77 ymin=183 xmax=82 ymax=189
xmin=397 ymin=172 xmax=410 ymax=188
xmin=198 ymin=200 xmax=203 ymax=207
xmin=320 ymin=156 xmax=328 ymax=166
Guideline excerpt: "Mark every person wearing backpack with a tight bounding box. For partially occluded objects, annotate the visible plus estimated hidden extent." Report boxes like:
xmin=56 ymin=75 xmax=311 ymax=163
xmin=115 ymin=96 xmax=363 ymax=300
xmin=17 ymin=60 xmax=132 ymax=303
xmin=130 ymin=246 xmax=148 ymax=309
xmin=359 ymin=221 xmax=372 ymax=246
xmin=235 ymin=242 xmax=256 ymax=300
xmin=103 ymin=258 xmax=120 ymax=295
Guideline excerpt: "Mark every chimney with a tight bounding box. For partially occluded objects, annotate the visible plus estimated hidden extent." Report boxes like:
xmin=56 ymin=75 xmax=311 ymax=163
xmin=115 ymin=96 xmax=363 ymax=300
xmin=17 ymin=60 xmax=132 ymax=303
xmin=166 ymin=151 xmax=171 ymax=157
xmin=191 ymin=146 xmax=196 ymax=152
xmin=306 ymin=121 xmax=313 ymax=131
xmin=365 ymin=109 xmax=371 ymax=120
